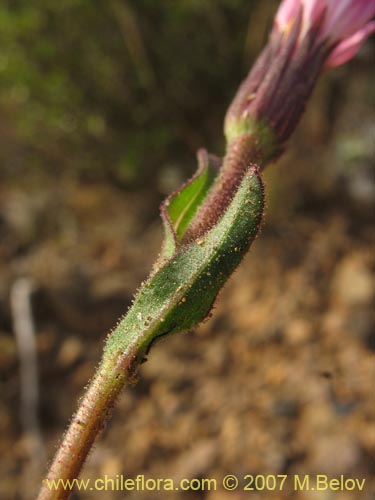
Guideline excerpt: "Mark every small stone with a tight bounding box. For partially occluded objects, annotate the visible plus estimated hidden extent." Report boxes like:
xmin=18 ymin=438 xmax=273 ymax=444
xmin=285 ymin=318 xmax=312 ymax=345
xmin=332 ymin=255 xmax=374 ymax=306
xmin=58 ymin=337 xmax=82 ymax=367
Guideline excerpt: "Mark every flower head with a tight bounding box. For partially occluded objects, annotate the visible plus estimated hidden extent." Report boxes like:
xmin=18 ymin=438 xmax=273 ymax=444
xmin=276 ymin=0 xmax=375 ymax=67
xmin=225 ymin=0 xmax=375 ymax=155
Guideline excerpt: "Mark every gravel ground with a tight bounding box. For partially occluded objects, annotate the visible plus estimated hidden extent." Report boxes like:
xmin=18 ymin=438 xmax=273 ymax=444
xmin=0 ymin=53 xmax=374 ymax=500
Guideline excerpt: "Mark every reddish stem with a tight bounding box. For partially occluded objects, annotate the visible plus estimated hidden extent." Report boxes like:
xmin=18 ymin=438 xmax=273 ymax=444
xmin=37 ymin=352 xmax=136 ymax=500
xmin=183 ymin=133 xmax=264 ymax=241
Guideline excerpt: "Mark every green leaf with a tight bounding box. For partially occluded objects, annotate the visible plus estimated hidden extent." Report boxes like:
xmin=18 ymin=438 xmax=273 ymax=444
xmin=160 ymin=149 xmax=220 ymax=258
xmin=105 ymin=166 xmax=264 ymax=362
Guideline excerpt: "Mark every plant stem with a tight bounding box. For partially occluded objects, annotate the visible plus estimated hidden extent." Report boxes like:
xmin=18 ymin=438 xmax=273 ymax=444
xmin=37 ymin=137 xmax=265 ymax=500
xmin=183 ymin=133 xmax=263 ymax=241
xmin=37 ymin=347 xmax=137 ymax=500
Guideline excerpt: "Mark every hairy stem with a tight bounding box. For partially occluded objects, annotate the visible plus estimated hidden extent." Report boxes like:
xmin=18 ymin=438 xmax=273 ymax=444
xmin=38 ymin=137 xmax=265 ymax=500
xmin=183 ymin=133 xmax=265 ymax=241
xmin=38 ymin=348 xmax=137 ymax=500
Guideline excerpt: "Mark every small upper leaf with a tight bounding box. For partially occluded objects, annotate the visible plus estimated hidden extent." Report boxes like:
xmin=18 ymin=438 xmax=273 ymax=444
xmin=105 ymin=166 xmax=264 ymax=361
xmin=160 ymin=149 xmax=220 ymax=258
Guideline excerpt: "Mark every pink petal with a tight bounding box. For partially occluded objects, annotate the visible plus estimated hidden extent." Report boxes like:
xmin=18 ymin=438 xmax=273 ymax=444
xmin=324 ymin=0 xmax=375 ymax=40
xmin=302 ymin=0 xmax=326 ymax=28
xmin=275 ymin=0 xmax=302 ymax=30
xmin=325 ymin=21 xmax=375 ymax=68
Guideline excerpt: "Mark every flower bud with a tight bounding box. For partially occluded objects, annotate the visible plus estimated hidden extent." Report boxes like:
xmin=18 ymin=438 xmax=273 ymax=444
xmin=225 ymin=0 xmax=375 ymax=154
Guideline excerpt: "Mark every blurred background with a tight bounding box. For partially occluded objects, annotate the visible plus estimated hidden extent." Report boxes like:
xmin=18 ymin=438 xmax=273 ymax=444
xmin=0 ymin=1 xmax=374 ymax=499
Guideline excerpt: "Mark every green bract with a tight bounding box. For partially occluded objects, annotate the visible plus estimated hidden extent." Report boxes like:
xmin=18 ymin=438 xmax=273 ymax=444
xmin=105 ymin=165 xmax=264 ymax=363
xmin=160 ymin=149 xmax=219 ymax=258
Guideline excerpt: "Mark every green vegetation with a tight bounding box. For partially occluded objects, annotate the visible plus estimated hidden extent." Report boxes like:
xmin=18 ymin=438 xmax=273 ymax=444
xmin=0 ymin=0 xmax=266 ymax=184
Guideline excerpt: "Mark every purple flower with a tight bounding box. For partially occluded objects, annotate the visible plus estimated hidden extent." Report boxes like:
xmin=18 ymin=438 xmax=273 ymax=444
xmin=225 ymin=0 xmax=375 ymax=154
xmin=276 ymin=0 xmax=375 ymax=67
